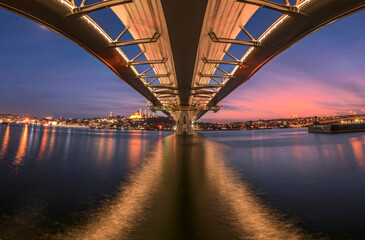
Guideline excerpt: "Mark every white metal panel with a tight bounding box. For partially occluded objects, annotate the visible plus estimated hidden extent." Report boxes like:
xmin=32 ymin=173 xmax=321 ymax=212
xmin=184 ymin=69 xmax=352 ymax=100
xmin=191 ymin=0 xmax=259 ymax=105
xmin=111 ymin=0 xmax=178 ymax=104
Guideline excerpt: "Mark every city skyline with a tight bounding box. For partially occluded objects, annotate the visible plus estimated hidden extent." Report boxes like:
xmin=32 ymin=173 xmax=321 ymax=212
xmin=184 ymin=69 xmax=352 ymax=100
xmin=0 ymin=9 xmax=365 ymax=121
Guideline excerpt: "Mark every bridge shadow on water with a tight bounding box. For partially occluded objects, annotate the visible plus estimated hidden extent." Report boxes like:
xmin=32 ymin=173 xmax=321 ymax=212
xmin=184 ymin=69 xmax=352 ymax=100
xmin=58 ymin=134 xmax=311 ymax=240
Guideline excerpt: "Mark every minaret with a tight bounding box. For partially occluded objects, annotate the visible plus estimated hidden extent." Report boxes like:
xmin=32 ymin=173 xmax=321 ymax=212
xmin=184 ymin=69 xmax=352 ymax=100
xmin=139 ymin=107 xmax=142 ymax=117
xmin=144 ymin=108 xmax=147 ymax=116
xmin=148 ymin=111 xmax=150 ymax=118
xmin=110 ymin=112 xmax=113 ymax=118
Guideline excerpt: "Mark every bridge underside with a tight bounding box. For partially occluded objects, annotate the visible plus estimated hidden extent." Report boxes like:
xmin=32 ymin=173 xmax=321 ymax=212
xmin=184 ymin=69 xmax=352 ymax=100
xmin=1 ymin=0 xmax=365 ymax=134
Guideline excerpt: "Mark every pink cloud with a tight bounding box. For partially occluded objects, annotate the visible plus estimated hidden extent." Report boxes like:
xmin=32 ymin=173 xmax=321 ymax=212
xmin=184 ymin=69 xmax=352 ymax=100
xmin=202 ymin=70 xmax=365 ymax=122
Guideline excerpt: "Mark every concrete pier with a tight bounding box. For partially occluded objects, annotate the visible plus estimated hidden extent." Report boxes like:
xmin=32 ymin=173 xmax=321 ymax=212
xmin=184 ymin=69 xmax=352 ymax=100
xmin=172 ymin=111 xmax=196 ymax=135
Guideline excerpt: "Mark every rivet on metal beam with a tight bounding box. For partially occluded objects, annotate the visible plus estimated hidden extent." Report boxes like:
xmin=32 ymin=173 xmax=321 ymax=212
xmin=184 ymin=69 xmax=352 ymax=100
xmin=209 ymin=32 xmax=261 ymax=47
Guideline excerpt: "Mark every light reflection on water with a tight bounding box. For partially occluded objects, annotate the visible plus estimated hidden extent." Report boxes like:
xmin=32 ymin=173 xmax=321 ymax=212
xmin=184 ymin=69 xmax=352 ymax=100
xmin=56 ymin=134 xmax=308 ymax=240
xmin=203 ymin=140 xmax=307 ymax=240
xmin=36 ymin=127 xmax=48 ymax=162
xmin=0 ymin=126 xmax=365 ymax=239
xmin=13 ymin=124 xmax=28 ymax=169
xmin=58 ymin=136 xmax=165 ymax=240
xmin=0 ymin=124 xmax=10 ymax=159
xmin=202 ymin=129 xmax=365 ymax=239
xmin=127 ymin=135 xmax=142 ymax=169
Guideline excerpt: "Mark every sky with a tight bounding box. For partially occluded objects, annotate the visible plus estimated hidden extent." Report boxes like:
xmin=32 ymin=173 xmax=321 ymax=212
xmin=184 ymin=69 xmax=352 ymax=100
xmin=0 ymin=4 xmax=365 ymax=122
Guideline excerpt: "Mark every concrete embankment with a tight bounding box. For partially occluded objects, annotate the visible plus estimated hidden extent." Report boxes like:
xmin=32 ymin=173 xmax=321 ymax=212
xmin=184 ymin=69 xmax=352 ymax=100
xmin=308 ymin=123 xmax=365 ymax=133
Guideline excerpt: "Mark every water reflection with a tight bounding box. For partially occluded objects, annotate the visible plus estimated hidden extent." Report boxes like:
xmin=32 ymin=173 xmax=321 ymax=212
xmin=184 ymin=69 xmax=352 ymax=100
xmin=1 ymin=126 xmax=365 ymax=239
xmin=128 ymin=135 xmax=142 ymax=169
xmin=37 ymin=127 xmax=48 ymax=161
xmin=350 ymin=136 xmax=365 ymax=168
xmin=203 ymin=140 xmax=306 ymax=240
xmin=14 ymin=124 xmax=28 ymax=168
xmin=55 ymin=134 xmax=306 ymax=240
xmin=96 ymin=133 xmax=105 ymax=164
xmin=46 ymin=128 xmax=56 ymax=159
xmin=59 ymin=135 xmax=164 ymax=240
xmin=0 ymin=124 xmax=10 ymax=158
xmin=62 ymin=129 xmax=72 ymax=161
xmin=105 ymin=135 xmax=115 ymax=163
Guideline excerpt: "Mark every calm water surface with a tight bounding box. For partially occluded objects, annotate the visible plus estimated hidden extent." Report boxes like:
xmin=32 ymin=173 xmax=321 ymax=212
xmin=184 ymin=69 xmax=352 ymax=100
xmin=0 ymin=124 xmax=364 ymax=239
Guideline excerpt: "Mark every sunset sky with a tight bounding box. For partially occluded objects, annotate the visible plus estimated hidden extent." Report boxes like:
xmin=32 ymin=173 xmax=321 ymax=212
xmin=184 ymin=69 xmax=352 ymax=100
xmin=0 ymin=7 xmax=364 ymax=122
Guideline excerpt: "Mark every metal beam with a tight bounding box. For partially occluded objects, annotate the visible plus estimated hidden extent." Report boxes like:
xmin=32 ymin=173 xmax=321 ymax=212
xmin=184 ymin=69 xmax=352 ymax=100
xmin=209 ymin=32 xmax=261 ymax=47
xmin=127 ymin=57 xmax=167 ymax=66
xmin=157 ymin=95 xmax=177 ymax=98
xmin=240 ymin=26 xmax=256 ymax=41
xmin=216 ymin=66 xmax=229 ymax=76
xmin=155 ymin=92 xmax=178 ymax=95
xmin=153 ymin=89 xmax=177 ymax=94
xmin=148 ymin=84 xmax=176 ymax=89
xmin=156 ymin=93 xmax=178 ymax=96
xmin=150 ymin=105 xmax=221 ymax=112
xmin=130 ymin=51 xmax=144 ymax=62
xmin=137 ymin=73 xmax=170 ymax=79
xmin=193 ymin=97 xmax=211 ymax=99
xmin=224 ymin=50 xmax=239 ymax=61
xmin=201 ymin=57 xmax=246 ymax=66
xmin=193 ymin=84 xmax=223 ymax=89
xmin=210 ymin=78 xmax=223 ymax=85
xmin=236 ymin=0 xmax=302 ymax=15
xmin=140 ymin=66 xmax=153 ymax=75
xmin=191 ymin=93 xmax=213 ymax=96
xmin=115 ymin=27 xmax=129 ymax=42
xmin=71 ymin=0 xmax=133 ymax=16
xmin=109 ymin=32 xmax=161 ymax=47
xmin=199 ymin=72 xmax=235 ymax=79
xmin=193 ymin=89 xmax=217 ymax=94
xmin=146 ymin=78 xmax=159 ymax=85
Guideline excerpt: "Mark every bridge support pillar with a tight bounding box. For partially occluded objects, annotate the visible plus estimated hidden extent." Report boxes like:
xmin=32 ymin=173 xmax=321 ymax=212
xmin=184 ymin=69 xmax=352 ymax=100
xmin=172 ymin=111 xmax=197 ymax=135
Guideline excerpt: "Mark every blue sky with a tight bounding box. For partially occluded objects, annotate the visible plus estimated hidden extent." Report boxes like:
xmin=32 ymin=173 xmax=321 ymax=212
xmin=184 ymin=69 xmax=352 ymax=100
xmin=0 ymin=6 xmax=364 ymax=121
